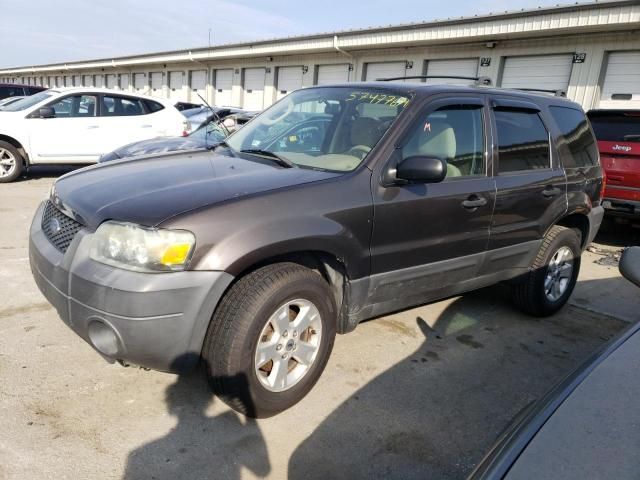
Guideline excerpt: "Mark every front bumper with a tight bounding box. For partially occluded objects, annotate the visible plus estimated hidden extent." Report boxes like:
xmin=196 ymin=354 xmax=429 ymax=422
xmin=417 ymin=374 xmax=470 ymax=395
xmin=29 ymin=202 xmax=233 ymax=373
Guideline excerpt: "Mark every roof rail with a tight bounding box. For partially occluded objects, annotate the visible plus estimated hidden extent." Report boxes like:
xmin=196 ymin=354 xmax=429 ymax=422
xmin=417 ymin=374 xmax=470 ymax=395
xmin=510 ymin=87 xmax=567 ymax=97
xmin=376 ymin=75 xmax=492 ymax=86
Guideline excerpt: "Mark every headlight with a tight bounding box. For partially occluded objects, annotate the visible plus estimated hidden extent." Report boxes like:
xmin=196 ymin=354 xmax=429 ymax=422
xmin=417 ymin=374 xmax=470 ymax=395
xmin=90 ymin=221 xmax=195 ymax=272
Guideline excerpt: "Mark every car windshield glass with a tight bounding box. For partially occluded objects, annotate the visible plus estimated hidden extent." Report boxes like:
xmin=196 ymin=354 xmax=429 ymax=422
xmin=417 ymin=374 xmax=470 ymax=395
xmin=588 ymin=112 xmax=640 ymax=143
xmin=189 ymin=119 xmax=228 ymax=143
xmin=225 ymin=87 xmax=412 ymax=172
xmin=0 ymin=90 xmax=55 ymax=111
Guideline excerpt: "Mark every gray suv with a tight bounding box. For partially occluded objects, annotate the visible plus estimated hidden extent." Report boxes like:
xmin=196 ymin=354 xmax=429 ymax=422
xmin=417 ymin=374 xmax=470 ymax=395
xmin=29 ymin=82 xmax=604 ymax=417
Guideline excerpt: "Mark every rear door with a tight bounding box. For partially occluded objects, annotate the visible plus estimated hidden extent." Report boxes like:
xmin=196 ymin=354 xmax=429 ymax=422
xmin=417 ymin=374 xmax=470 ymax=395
xmin=588 ymin=110 xmax=640 ymax=206
xmin=487 ymin=97 xmax=566 ymax=254
xmin=370 ymin=94 xmax=495 ymax=300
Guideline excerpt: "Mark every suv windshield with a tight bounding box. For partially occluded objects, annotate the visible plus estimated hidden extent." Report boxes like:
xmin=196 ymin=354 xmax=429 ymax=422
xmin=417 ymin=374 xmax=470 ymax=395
xmin=226 ymin=87 xmax=412 ymax=172
xmin=0 ymin=90 xmax=56 ymax=111
xmin=588 ymin=111 xmax=640 ymax=143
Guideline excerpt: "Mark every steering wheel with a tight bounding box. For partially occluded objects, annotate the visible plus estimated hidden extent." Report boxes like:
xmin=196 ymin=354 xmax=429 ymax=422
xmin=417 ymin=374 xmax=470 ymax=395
xmin=262 ymin=97 xmax=295 ymax=126
xmin=346 ymin=145 xmax=372 ymax=160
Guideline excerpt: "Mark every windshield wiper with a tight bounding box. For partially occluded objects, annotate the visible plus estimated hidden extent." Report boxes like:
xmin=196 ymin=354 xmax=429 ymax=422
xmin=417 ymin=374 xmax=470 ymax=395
xmin=240 ymin=149 xmax=296 ymax=168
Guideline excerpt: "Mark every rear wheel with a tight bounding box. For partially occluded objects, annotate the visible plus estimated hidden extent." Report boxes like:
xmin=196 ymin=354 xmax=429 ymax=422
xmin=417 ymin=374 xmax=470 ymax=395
xmin=0 ymin=141 xmax=24 ymax=183
xmin=511 ymin=225 xmax=581 ymax=316
xmin=202 ymin=262 xmax=337 ymax=417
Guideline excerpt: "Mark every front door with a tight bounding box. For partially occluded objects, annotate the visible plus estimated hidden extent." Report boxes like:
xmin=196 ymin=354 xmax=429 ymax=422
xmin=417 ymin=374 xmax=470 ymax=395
xmin=27 ymin=93 xmax=104 ymax=163
xmin=370 ymin=95 xmax=495 ymax=304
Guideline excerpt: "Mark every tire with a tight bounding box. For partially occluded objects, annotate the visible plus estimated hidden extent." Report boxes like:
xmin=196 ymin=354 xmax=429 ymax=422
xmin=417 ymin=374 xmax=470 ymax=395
xmin=0 ymin=141 xmax=24 ymax=183
xmin=511 ymin=225 xmax=581 ymax=317
xmin=202 ymin=262 xmax=337 ymax=418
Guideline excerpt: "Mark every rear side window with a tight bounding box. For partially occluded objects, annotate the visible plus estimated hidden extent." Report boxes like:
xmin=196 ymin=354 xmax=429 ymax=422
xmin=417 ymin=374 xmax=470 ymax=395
xmin=588 ymin=112 xmax=640 ymax=143
xmin=495 ymin=110 xmax=550 ymax=173
xmin=102 ymin=96 xmax=146 ymax=116
xmin=145 ymin=100 xmax=164 ymax=113
xmin=550 ymin=106 xmax=599 ymax=168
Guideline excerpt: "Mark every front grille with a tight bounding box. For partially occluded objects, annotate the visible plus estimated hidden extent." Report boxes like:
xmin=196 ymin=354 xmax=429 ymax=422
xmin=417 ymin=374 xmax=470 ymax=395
xmin=41 ymin=201 xmax=83 ymax=253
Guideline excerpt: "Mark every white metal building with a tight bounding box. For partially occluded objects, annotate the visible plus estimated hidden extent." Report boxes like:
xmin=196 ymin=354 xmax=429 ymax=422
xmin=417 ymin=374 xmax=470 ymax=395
xmin=1 ymin=0 xmax=639 ymax=110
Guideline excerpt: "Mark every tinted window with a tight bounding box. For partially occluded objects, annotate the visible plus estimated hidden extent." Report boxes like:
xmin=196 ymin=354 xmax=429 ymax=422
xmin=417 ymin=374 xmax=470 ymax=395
xmin=550 ymin=106 xmax=599 ymax=167
xmin=102 ymin=96 xmax=145 ymax=116
xmin=588 ymin=111 xmax=640 ymax=143
xmin=402 ymin=105 xmax=485 ymax=178
xmin=0 ymin=86 xmax=22 ymax=99
xmin=495 ymin=110 xmax=550 ymax=173
xmin=49 ymin=95 xmax=97 ymax=117
xmin=146 ymin=100 xmax=164 ymax=113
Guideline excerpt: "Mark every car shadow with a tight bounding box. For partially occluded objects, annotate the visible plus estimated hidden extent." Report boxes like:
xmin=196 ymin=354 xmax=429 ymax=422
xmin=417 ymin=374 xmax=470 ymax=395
xmin=288 ymin=280 xmax=628 ymax=480
xmin=21 ymin=165 xmax=86 ymax=181
xmin=594 ymin=218 xmax=640 ymax=248
xmin=121 ymin=356 xmax=270 ymax=480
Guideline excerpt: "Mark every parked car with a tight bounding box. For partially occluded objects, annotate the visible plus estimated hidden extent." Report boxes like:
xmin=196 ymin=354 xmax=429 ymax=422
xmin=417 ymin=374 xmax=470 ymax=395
xmin=174 ymin=101 xmax=204 ymax=112
xmin=98 ymin=111 xmax=231 ymax=162
xmin=470 ymin=246 xmax=640 ymax=480
xmin=221 ymin=110 xmax=258 ymax=133
xmin=29 ymin=83 xmax=603 ymax=417
xmin=0 ymin=88 xmax=189 ymax=182
xmin=0 ymin=96 xmax=26 ymax=108
xmin=181 ymin=105 xmax=245 ymax=131
xmin=587 ymin=109 xmax=640 ymax=220
xmin=0 ymin=83 xmax=45 ymax=100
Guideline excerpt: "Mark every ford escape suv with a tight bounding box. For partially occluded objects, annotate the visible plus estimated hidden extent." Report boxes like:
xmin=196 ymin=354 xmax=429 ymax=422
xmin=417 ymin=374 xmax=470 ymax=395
xmin=29 ymin=83 xmax=604 ymax=417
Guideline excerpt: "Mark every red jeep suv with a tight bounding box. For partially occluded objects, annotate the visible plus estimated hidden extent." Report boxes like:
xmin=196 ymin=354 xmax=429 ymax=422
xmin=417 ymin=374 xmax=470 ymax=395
xmin=588 ymin=109 xmax=640 ymax=219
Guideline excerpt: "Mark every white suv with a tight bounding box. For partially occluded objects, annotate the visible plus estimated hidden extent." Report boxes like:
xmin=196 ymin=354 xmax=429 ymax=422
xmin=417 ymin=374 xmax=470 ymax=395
xmin=0 ymin=88 xmax=189 ymax=182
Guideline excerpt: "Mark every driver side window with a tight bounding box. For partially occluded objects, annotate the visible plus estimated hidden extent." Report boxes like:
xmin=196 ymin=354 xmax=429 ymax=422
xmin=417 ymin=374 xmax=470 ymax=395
xmin=402 ymin=104 xmax=485 ymax=179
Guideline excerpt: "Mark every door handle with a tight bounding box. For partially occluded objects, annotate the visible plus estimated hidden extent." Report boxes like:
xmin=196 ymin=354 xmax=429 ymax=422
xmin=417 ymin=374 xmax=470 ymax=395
xmin=461 ymin=195 xmax=488 ymax=210
xmin=542 ymin=186 xmax=562 ymax=198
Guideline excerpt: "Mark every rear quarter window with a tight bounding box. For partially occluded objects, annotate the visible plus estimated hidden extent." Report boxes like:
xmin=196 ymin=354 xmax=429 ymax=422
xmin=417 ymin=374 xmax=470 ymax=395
xmin=145 ymin=100 xmax=164 ymax=113
xmin=550 ymin=106 xmax=599 ymax=168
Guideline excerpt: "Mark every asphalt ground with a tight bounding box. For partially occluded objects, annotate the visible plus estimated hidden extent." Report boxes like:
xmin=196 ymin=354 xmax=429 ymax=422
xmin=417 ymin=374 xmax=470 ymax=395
xmin=0 ymin=166 xmax=637 ymax=479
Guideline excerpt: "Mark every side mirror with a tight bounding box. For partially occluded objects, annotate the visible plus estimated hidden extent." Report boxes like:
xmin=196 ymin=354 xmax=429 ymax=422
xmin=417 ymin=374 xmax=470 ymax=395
xmin=38 ymin=107 xmax=56 ymax=119
xmin=396 ymin=156 xmax=447 ymax=183
xmin=619 ymin=247 xmax=640 ymax=288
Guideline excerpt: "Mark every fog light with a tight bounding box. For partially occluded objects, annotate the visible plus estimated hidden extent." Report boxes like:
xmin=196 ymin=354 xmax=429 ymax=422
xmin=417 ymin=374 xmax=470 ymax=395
xmin=88 ymin=320 xmax=120 ymax=356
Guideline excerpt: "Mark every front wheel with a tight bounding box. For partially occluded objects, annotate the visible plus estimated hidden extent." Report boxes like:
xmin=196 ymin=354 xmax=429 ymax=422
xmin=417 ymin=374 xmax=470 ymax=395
xmin=0 ymin=141 xmax=24 ymax=183
xmin=511 ymin=225 xmax=581 ymax=317
xmin=202 ymin=262 xmax=337 ymax=417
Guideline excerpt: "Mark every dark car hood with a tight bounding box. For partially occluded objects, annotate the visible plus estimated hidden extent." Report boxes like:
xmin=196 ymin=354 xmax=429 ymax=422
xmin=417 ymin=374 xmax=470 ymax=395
xmin=109 ymin=136 xmax=206 ymax=159
xmin=53 ymin=150 xmax=341 ymax=230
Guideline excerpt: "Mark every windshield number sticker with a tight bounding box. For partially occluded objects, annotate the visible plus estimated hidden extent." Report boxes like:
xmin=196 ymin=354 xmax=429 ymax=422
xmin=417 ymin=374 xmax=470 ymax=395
xmin=345 ymin=92 xmax=409 ymax=107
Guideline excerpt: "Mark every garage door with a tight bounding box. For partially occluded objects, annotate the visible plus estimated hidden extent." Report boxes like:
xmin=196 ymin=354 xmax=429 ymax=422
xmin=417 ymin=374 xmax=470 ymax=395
xmin=106 ymin=74 xmax=118 ymax=89
xmin=243 ymin=68 xmax=266 ymax=110
xmin=316 ymin=64 xmax=351 ymax=85
xmin=501 ymin=54 xmax=573 ymax=92
xmin=73 ymin=75 xmax=81 ymax=87
xmin=190 ymin=71 xmax=207 ymax=102
xmin=150 ymin=72 xmax=163 ymax=97
xmin=82 ymin=75 xmax=93 ymax=87
xmin=94 ymin=75 xmax=104 ymax=88
xmin=365 ymin=62 xmax=406 ymax=81
xmin=276 ymin=66 xmax=303 ymax=100
xmin=600 ymin=51 xmax=640 ymax=108
xmin=214 ymin=69 xmax=233 ymax=106
xmin=426 ymin=58 xmax=479 ymax=85
xmin=134 ymin=73 xmax=147 ymax=93
xmin=56 ymin=76 xmax=64 ymax=87
xmin=65 ymin=76 xmax=73 ymax=87
xmin=120 ymin=74 xmax=130 ymax=91
xmin=169 ymin=71 xmax=184 ymax=100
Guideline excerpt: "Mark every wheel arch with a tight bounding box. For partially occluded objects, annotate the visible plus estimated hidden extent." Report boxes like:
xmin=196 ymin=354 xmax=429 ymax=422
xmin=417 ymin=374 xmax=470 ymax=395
xmin=554 ymin=211 xmax=591 ymax=249
xmin=0 ymin=134 xmax=28 ymax=165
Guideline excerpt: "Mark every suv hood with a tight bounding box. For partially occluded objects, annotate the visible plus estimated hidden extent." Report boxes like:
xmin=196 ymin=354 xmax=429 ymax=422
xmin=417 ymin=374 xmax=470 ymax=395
xmin=53 ymin=149 xmax=341 ymax=230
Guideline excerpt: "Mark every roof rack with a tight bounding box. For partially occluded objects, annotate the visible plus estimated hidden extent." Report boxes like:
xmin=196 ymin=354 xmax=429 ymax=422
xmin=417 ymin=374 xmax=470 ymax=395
xmin=376 ymin=75 xmax=492 ymax=86
xmin=510 ymin=87 xmax=567 ymax=97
